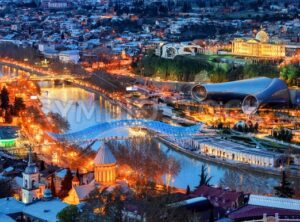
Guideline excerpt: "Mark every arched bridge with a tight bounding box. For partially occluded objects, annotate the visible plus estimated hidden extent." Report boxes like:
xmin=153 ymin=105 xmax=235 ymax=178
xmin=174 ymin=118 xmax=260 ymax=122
xmin=48 ymin=119 xmax=202 ymax=143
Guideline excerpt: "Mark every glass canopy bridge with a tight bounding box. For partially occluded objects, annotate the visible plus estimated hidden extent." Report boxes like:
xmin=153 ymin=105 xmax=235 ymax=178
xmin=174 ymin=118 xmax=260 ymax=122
xmin=48 ymin=119 xmax=202 ymax=145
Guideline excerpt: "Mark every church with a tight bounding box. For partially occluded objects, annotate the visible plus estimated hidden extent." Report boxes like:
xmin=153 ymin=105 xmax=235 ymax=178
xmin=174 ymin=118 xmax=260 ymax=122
xmin=0 ymin=147 xmax=69 ymax=222
xmin=63 ymin=145 xmax=118 ymax=205
xmin=0 ymin=144 xmax=120 ymax=220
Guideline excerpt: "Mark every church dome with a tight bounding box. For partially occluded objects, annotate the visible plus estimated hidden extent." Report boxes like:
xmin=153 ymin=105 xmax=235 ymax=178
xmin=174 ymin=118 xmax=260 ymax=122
xmin=25 ymin=164 xmax=39 ymax=174
xmin=94 ymin=146 xmax=116 ymax=165
xmin=256 ymin=29 xmax=269 ymax=43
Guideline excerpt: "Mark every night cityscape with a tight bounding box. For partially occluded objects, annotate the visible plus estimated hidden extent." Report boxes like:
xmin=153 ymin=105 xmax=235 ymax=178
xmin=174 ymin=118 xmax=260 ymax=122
xmin=0 ymin=0 xmax=299 ymax=221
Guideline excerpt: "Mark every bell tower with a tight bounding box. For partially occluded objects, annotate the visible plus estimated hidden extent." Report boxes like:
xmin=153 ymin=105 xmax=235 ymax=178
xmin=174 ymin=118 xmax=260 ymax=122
xmin=22 ymin=145 xmax=40 ymax=204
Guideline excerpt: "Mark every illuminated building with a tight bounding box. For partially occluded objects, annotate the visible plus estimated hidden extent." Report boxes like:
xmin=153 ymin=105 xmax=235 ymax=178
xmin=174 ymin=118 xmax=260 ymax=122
xmin=41 ymin=0 xmax=71 ymax=9
xmin=63 ymin=178 xmax=96 ymax=205
xmin=232 ymin=29 xmax=285 ymax=59
xmin=194 ymin=137 xmax=283 ymax=167
xmin=155 ymin=42 xmax=204 ymax=59
xmin=22 ymin=147 xmax=45 ymax=204
xmin=94 ymin=146 xmax=117 ymax=185
xmin=192 ymin=77 xmax=290 ymax=114
xmin=64 ymin=146 xmax=117 ymax=205
xmin=58 ymin=50 xmax=80 ymax=64
xmin=0 ymin=126 xmax=19 ymax=148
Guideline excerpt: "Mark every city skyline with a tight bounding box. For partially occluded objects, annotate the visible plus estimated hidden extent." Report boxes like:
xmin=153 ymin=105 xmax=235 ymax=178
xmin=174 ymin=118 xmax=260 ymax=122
xmin=0 ymin=0 xmax=299 ymax=222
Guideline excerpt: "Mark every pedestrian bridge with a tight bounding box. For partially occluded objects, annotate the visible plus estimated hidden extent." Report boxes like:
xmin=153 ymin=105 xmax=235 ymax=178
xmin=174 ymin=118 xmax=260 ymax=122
xmin=48 ymin=119 xmax=202 ymax=143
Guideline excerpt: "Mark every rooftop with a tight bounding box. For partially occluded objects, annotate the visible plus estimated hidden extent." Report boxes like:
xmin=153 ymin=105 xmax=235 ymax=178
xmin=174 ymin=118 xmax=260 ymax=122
xmin=94 ymin=146 xmax=116 ymax=165
xmin=22 ymin=199 xmax=69 ymax=222
xmin=0 ymin=197 xmax=69 ymax=222
xmin=228 ymin=205 xmax=300 ymax=220
xmin=248 ymin=194 xmax=300 ymax=211
xmin=74 ymin=180 xmax=97 ymax=201
xmin=192 ymin=185 xmax=244 ymax=209
xmin=0 ymin=126 xmax=18 ymax=140
xmin=228 ymin=195 xmax=300 ymax=220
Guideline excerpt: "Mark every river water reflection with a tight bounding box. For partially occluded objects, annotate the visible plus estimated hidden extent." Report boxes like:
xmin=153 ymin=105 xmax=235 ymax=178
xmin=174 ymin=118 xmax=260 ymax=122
xmin=40 ymin=84 xmax=279 ymax=194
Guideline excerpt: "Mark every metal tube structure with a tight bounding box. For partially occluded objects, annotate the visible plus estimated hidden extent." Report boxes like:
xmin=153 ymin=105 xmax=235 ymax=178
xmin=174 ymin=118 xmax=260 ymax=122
xmin=191 ymin=77 xmax=290 ymax=114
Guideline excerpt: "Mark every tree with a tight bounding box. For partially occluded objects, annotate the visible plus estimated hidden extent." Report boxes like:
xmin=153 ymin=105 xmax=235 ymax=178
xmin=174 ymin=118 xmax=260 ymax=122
xmin=40 ymin=160 xmax=45 ymax=171
xmin=243 ymin=64 xmax=278 ymax=79
xmin=272 ymin=127 xmax=293 ymax=142
xmin=50 ymin=174 xmax=56 ymax=197
xmin=105 ymin=189 xmax=124 ymax=222
xmin=209 ymin=66 xmax=228 ymax=83
xmin=274 ymin=170 xmax=295 ymax=198
xmin=13 ymin=97 xmax=26 ymax=116
xmin=217 ymin=122 xmax=223 ymax=129
xmin=0 ymin=179 xmax=14 ymax=198
xmin=76 ymin=168 xmax=80 ymax=180
xmin=138 ymin=193 xmax=192 ymax=221
xmin=0 ymin=86 xmax=9 ymax=110
xmin=196 ymin=165 xmax=212 ymax=188
xmin=280 ymin=65 xmax=299 ymax=86
xmin=47 ymin=112 xmax=70 ymax=132
xmin=57 ymin=205 xmax=79 ymax=222
xmin=27 ymin=106 xmax=46 ymax=125
xmin=4 ymin=110 xmax=13 ymax=123
xmin=78 ymin=188 xmax=106 ymax=222
xmin=60 ymin=168 xmax=73 ymax=198
xmin=186 ymin=185 xmax=191 ymax=195
xmin=254 ymin=122 xmax=259 ymax=132
xmin=107 ymin=138 xmax=181 ymax=193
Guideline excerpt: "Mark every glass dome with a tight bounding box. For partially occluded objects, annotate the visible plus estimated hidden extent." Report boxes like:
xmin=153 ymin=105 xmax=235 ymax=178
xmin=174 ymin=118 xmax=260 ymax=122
xmin=256 ymin=29 xmax=269 ymax=43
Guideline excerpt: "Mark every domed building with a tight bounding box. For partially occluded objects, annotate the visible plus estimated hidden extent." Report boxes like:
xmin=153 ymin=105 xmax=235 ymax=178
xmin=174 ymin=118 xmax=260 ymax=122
xmin=232 ymin=27 xmax=285 ymax=59
xmin=255 ymin=29 xmax=269 ymax=43
xmin=94 ymin=146 xmax=117 ymax=185
xmin=63 ymin=146 xmax=118 ymax=205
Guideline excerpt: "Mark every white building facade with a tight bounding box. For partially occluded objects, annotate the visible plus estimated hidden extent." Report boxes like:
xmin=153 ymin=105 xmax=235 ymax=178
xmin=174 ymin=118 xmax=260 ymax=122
xmin=59 ymin=50 xmax=80 ymax=64
xmin=155 ymin=43 xmax=204 ymax=59
xmin=193 ymin=138 xmax=282 ymax=168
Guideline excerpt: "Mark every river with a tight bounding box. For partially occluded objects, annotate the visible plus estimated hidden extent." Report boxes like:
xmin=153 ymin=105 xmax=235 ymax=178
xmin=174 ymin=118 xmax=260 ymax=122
xmin=0 ymin=63 xmax=281 ymax=194
xmin=39 ymin=84 xmax=280 ymax=194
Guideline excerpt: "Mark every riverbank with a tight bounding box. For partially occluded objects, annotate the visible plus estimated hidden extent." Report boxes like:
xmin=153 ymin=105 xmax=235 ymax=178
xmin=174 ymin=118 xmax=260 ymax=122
xmin=0 ymin=61 xmax=296 ymax=181
xmin=38 ymin=85 xmax=281 ymax=192
xmin=157 ymin=137 xmax=300 ymax=180
xmin=56 ymin=81 xmax=300 ymax=180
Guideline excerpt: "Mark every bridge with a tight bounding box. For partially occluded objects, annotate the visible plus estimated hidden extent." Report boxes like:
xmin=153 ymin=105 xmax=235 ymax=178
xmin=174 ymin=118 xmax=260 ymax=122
xmin=0 ymin=74 xmax=86 ymax=84
xmin=48 ymin=119 xmax=202 ymax=144
xmin=0 ymin=61 xmax=87 ymax=83
xmin=29 ymin=74 xmax=86 ymax=82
